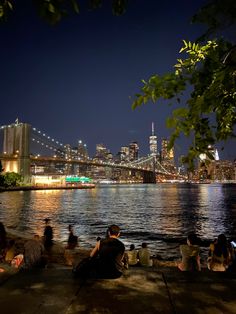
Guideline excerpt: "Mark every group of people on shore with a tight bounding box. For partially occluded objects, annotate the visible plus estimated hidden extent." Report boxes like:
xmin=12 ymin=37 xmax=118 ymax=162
xmin=73 ymin=227 xmax=236 ymax=278
xmin=1 ymin=220 xmax=235 ymax=279
xmin=0 ymin=219 xmax=54 ymax=269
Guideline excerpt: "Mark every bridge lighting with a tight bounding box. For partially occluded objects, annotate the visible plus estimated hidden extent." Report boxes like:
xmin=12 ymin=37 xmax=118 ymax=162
xmin=38 ymin=130 xmax=41 ymax=133
xmin=48 ymin=136 xmax=50 ymax=139
xmin=33 ymin=128 xmax=36 ymax=131
xmin=37 ymin=141 xmax=39 ymax=143
xmin=43 ymin=133 xmax=45 ymax=136
xmin=52 ymin=139 xmax=54 ymax=141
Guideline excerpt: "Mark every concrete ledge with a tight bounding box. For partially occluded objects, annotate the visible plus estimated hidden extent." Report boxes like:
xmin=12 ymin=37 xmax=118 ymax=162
xmin=0 ymin=266 xmax=236 ymax=314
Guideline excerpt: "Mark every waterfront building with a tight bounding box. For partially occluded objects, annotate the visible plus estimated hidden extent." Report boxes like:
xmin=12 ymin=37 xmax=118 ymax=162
xmin=149 ymin=122 xmax=157 ymax=156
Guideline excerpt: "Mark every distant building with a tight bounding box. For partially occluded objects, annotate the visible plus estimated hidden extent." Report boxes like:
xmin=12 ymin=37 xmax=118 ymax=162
xmin=77 ymin=140 xmax=88 ymax=160
xmin=208 ymin=160 xmax=236 ymax=181
xmin=161 ymin=138 xmax=174 ymax=165
xmin=64 ymin=144 xmax=71 ymax=160
xmin=149 ymin=122 xmax=157 ymax=156
xmin=199 ymin=145 xmax=219 ymax=162
xmin=129 ymin=141 xmax=139 ymax=161
xmin=95 ymin=143 xmax=111 ymax=161
xmin=118 ymin=146 xmax=129 ymax=162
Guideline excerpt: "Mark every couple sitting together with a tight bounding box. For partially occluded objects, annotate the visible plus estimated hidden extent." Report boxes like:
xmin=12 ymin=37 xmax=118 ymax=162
xmin=178 ymin=233 xmax=233 ymax=272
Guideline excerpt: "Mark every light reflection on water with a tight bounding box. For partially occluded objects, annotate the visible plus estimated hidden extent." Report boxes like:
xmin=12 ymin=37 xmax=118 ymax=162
xmin=0 ymin=183 xmax=235 ymax=259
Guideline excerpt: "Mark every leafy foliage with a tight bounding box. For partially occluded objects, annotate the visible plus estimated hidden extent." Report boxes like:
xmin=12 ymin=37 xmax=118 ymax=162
xmin=0 ymin=172 xmax=22 ymax=187
xmin=0 ymin=0 xmax=13 ymax=21
xmin=192 ymin=0 xmax=236 ymax=41
xmin=132 ymin=39 xmax=236 ymax=169
xmin=0 ymin=0 xmax=128 ymax=24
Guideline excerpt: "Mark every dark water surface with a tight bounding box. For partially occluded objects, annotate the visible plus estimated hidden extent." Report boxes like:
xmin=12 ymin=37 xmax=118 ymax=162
xmin=0 ymin=183 xmax=236 ymax=260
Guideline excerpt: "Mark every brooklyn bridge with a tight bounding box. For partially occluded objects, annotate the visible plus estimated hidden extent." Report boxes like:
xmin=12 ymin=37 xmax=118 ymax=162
xmin=0 ymin=121 xmax=185 ymax=184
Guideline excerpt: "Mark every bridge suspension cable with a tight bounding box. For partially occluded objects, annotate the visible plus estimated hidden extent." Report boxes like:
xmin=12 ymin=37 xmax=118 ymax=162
xmin=31 ymin=126 xmax=67 ymax=156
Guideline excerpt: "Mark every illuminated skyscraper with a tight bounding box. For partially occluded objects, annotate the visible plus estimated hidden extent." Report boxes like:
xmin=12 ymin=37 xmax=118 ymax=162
xmin=95 ymin=143 xmax=109 ymax=161
xmin=78 ymin=140 xmax=88 ymax=160
xmin=199 ymin=145 xmax=220 ymax=162
xmin=119 ymin=146 xmax=129 ymax=162
xmin=149 ymin=122 xmax=157 ymax=156
xmin=129 ymin=141 xmax=139 ymax=161
xmin=161 ymin=138 xmax=174 ymax=165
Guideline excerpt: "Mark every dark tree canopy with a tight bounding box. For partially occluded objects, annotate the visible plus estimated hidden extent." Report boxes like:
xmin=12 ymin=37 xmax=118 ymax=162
xmin=0 ymin=0 xmax=128 ymax=24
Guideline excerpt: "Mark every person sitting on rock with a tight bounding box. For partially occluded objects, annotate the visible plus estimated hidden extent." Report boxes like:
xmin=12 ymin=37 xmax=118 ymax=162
xmin=207 ymin=234 xmax=232 ymax=271
xmin=178 ymin=233 xmax=201 ymax=271
xmin=0 ymin=222 xmax=7 ymax=262
xmin=127 ymin=244 xmax=139 ymax=266
xmin=24 ymin=234 xmax=46 ymax=269
xmin=43 ymin=218 xmax=53 ymax=250
xmin=89 ymin=224 xmax=126 ymax=278
xmin=67 ymin=225 xmax=78 ymax=250
xmin=138 ymin=243 xmax=153 ymax=267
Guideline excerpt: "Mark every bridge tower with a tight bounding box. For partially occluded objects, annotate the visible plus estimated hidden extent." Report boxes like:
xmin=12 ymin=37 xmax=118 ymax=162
xmin=142 ymin=156 xmax=157 ymax=183
xmin=2 ymin=122 xmax=31 ymax=182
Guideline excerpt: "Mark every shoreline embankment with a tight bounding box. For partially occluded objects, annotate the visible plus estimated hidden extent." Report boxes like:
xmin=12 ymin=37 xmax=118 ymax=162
xmin=0 ymin=184 xmax=95 ymax=192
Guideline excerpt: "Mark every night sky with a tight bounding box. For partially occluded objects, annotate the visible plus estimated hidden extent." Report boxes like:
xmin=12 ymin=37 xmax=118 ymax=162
xmin=0 ymin=0 xmax=235 ymax=161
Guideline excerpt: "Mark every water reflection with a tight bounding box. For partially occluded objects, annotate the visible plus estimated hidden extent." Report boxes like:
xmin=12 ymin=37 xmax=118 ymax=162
xmin=0 ymin=183 xmax=235 ymax=258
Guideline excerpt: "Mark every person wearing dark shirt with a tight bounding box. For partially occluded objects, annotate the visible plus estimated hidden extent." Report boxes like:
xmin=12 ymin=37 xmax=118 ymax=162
xmin=0 ymin=222 xmax=7 ymax=262
xmin=67 ymin=225 xmax=78 ymax=249
xmin=43 ymin=218 xmax=53 ymax=250
xmin=90 ymin=224 xmax=125 ymax=279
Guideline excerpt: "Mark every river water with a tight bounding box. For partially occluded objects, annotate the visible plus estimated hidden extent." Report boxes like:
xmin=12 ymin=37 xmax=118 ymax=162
xmin=0 ymin=183 xmax=236 ymax=260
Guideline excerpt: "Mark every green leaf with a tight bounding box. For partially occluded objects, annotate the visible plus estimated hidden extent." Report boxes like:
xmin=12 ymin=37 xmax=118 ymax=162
xmin=71 ymin=0 xmax=80 ymax=13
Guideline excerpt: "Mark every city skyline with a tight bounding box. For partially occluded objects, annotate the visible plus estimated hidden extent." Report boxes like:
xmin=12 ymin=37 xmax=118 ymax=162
xmin=0 ymin=1 xmax=235 ymax=161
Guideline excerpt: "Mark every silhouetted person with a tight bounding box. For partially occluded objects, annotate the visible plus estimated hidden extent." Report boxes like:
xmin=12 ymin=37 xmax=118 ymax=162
xmin=0 ymin=222 xmax=7 ymax=262
xmin=67 ymin=225 xmax=78 ymax=249
xmin=43 ymin=218 xmax=53 ymax=250
xmin=24 ymin=234 xmax=45 ymax=269
xmin=89 ymin=224 xmax=125 ymax=278
xmin=207 ymin=234 xmax=232 ymax=271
